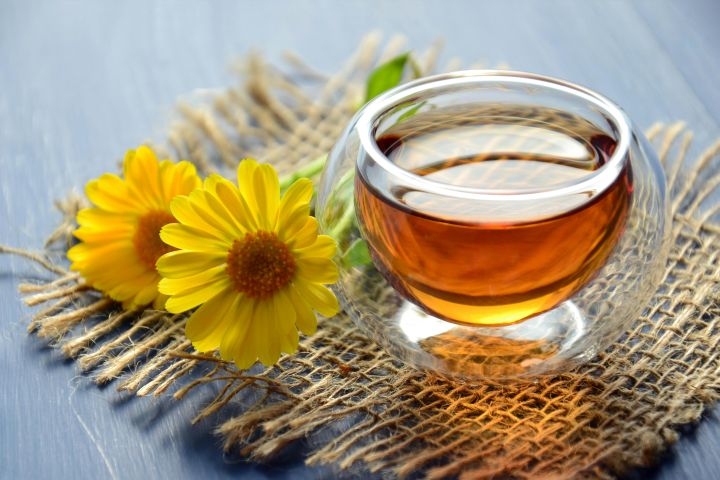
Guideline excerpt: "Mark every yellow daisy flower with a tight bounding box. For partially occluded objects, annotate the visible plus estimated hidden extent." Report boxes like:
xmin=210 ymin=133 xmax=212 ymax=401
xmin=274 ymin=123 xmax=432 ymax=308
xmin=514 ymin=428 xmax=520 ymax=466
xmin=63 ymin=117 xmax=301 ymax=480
xmin=68 ymin=146 xmax=201 ymax=309
xmin=157 ymin=159 xmax=340 ymax=369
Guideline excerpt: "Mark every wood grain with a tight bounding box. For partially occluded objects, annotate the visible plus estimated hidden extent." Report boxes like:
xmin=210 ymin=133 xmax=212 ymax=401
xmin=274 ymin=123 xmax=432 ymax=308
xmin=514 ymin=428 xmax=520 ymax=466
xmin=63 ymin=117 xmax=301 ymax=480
xmin=1 ymin=0 xmax=718 ymax=478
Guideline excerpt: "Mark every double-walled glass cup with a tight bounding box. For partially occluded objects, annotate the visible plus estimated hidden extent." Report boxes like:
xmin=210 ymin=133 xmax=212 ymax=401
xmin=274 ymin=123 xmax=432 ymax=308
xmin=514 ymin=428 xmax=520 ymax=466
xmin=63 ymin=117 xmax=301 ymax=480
xmin=317 ymin=71 xmax=669 ymax=379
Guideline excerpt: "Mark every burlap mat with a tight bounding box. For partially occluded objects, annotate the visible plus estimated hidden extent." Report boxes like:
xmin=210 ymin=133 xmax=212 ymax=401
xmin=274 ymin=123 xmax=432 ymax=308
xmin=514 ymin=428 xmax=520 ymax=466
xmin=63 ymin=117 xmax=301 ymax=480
xmin=3 ymin=34 xmax=720 ymax=479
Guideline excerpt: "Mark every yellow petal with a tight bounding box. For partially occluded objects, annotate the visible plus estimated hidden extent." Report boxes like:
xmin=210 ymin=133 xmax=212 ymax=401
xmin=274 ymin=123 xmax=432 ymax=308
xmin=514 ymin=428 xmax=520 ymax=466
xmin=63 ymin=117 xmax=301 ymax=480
xmin=160 ymin=223 xmax=229 ymax=253
xmin=170 ymin=195 xmax=230 ymax=242
xmin=201 ymin=173 xmax=225 ymax=196
xmin=285 ymin=217 xmax=319 ymax=250
xmin=287 ymin=285 xmax=317 ymax=335
xmin=130 ymin=279 xmax=161 ymax=307
xmin=123 ymin=145 xmax=157 ymax=177
xmin=277 ymin=203 xmax=311 ymax=243
xmin=177 ymin=161 xmax=202 ymax=193
xmin=68 ymin=242 xmax=136 ymax=266
xmin=79 ymin=258 xmax=148 ymax=284
xmin=292 ymin=280 xmax=339 ymax=318
xmin=214 ymin=180 xmax=258 ymax=232
xmin=236 ymin=158 xmax=258 ymax=185
xmin=158 ymin=264 xmax=227 ymax=294
xmin=294 ymin=235 xmax=337 ymax=259
xmin=123 ymin=146 xmax=162 ymax=209
xmin=254 ymin=299 xmax=280 ymax=366
xmin=163 ymin=276 xmax=231 ymax=313
xmin=153 ymin=293 xmax=169 ymax=310
xmin=277 ymin=178 xmax=313 ymax=230
xmin=158 ymin=160 xmax=177 ymax=202
xmin=85 ymin=174 xmax=143 ymax=212
xmin=233 ymin=328 xmax=257 ymax=370
xmin=219 ymin=297 xmax=254 ymax=361
xmin=296 ymin=257 xmax=339 ymax=284
xmin=185 ymin=289 xmax=238 ymax=351
xmin=237 ymin=158 xmax=259 ymax=209
xmin=106 ymin=271 xmax=157 ymax=304
xmin=281 ymin=327 xmax=299 ymax=357
xmin=192 ymin=187 xmax=244 ymax=238
xmin=272 ymin=289 xmax=299 ymax=354
xmin=191 ymin=314 xmax=234 ymax=353
xmin=159 ymin=159 xmax=201 ymax=203
xmin=252 ymin=164 xmax=280 ymax=230
xmin=74 ymin=225 xmax=133 ymax=244
xmin=156 ymin=250 xmax=226 ymax=279
xmin=235 ymin=304 xmax=261 ymax=368
xmin=233 ymin=311 xmax=260 ymax=369
xmin=76 ymin=208 xmax=135 ymax=229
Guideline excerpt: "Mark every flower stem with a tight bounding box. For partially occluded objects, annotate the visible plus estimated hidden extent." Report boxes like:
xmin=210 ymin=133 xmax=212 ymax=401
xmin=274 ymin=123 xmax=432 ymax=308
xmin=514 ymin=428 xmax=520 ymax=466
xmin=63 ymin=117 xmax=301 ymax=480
xmin=279 ymin=154 xmax=327 ymax=191
xmin=329 ymin=203 xmax=355 ymax=241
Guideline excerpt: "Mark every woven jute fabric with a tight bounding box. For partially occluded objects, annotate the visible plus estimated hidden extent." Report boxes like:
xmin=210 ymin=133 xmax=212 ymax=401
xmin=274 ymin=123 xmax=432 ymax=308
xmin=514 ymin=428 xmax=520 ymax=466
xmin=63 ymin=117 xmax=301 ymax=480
xmin=3 ymin=34 xmax=720 ymax=479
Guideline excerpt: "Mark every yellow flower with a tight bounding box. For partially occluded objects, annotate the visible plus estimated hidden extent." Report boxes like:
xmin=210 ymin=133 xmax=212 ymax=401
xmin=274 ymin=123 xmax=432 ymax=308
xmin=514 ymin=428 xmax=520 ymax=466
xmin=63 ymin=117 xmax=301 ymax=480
xmin=68 ymin=146 xmax=201 ymax=309
xmin=157 ymin=159 xmax=340 ymax=368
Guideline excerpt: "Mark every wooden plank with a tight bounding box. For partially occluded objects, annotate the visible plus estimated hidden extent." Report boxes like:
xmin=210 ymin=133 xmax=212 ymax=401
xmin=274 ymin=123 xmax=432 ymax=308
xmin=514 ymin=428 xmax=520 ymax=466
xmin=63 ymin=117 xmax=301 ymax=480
xmin=633 ymin=0 xmax=720 ymax=126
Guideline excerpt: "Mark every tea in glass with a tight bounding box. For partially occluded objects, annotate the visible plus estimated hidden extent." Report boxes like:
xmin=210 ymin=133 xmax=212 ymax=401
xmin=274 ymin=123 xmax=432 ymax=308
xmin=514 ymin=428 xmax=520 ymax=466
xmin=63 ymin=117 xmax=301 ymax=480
xmin=355 ymin=104 xmax=633 ymax=326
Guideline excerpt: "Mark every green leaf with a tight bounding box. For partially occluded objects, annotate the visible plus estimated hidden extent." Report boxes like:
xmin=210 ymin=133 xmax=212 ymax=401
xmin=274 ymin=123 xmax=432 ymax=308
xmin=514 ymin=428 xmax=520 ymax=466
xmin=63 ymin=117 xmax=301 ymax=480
xmin=364 ymin=53 xmax=410 ymax=104
xmin=342 ymin=238 xmax=372 ymax=268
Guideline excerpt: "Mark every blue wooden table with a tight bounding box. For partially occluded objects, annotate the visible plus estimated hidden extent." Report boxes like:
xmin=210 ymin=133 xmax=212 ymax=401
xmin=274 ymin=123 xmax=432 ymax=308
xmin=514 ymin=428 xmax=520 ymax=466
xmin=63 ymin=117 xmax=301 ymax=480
xmin=2 ymin=1 xmax=719 ymax=478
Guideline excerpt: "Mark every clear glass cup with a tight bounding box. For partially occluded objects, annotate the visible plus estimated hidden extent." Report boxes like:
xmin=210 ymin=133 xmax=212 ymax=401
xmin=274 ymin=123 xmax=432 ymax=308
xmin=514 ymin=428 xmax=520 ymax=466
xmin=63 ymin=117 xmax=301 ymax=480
xmin=316 ymin=71 xmax=669 ymax=380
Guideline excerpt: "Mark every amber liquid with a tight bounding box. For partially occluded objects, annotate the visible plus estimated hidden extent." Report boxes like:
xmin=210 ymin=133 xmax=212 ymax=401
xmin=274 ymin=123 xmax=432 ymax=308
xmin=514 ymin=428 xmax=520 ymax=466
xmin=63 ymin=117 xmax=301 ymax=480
xmin=355 ymin=105 xmax=633 ymax=325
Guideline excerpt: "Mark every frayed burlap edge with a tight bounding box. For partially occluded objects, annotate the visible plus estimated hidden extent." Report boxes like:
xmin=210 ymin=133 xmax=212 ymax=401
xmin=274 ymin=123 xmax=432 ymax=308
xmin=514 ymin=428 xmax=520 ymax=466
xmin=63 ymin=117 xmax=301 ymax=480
xmin=2 ymin=33 xmax=720 ymax=479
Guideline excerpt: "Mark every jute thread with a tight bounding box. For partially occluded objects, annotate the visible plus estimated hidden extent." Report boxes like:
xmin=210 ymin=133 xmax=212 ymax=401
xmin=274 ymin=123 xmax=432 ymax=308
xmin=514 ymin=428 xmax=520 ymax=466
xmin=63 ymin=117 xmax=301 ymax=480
xmin=2 ymin=33 xmax=720 ymax=479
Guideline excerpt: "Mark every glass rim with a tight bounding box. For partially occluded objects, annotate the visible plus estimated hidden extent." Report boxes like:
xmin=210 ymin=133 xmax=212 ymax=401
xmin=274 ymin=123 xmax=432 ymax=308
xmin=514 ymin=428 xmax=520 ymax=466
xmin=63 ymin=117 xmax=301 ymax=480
xmin=355 ymin=70 xmax=631 ymax=201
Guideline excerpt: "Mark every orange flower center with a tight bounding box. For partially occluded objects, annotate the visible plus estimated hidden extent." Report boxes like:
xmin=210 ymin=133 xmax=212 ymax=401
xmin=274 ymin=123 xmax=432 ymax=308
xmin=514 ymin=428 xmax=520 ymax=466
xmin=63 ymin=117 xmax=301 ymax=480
xmin=133 ymin=210 xmax=177 ymax=270
xmin=226 ymin=231 xmax=296 ymax=299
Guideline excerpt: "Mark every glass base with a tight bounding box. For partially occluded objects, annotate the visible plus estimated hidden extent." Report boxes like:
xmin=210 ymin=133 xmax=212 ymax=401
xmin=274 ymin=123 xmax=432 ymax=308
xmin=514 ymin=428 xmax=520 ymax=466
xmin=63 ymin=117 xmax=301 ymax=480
xmin=351 ymin=299 xmax=594 ymax=380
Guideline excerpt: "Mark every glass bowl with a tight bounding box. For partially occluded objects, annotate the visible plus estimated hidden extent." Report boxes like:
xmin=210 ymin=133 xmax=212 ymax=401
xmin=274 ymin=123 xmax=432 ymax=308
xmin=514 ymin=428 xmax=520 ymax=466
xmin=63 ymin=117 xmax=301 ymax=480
xmin=316 ymin=70 xmax=669 ymax=380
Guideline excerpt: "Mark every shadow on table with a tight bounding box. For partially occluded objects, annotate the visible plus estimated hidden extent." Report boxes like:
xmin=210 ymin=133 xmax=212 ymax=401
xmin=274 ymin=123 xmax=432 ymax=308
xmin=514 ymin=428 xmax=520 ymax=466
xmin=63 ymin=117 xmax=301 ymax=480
xmin=105 ymin=363 xmax=344 ymax=479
